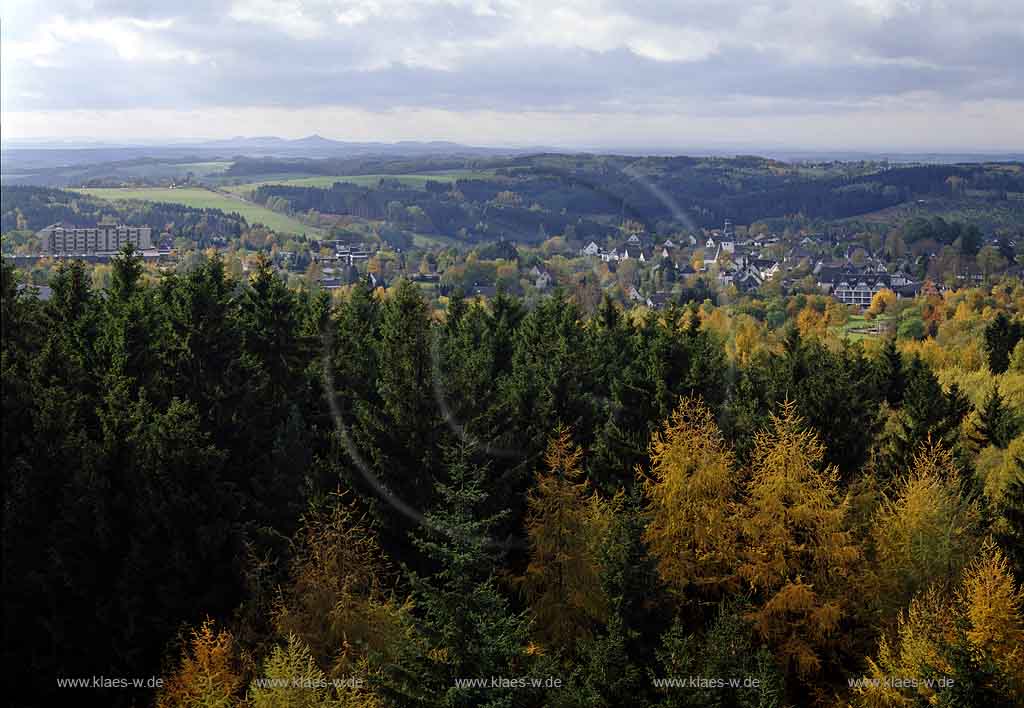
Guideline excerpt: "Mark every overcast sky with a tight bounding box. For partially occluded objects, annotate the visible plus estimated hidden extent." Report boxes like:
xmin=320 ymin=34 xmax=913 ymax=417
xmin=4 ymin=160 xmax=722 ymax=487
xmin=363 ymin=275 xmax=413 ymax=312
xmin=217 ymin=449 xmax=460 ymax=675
xmin=2 ymin=0 xmax=1022 ymax=150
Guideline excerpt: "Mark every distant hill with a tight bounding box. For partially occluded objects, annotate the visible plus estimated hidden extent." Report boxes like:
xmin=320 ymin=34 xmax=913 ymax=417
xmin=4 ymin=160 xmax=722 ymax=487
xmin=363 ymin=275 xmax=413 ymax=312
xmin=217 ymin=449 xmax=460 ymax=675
xmin=0 ymin=137 xmax=543 ymax=182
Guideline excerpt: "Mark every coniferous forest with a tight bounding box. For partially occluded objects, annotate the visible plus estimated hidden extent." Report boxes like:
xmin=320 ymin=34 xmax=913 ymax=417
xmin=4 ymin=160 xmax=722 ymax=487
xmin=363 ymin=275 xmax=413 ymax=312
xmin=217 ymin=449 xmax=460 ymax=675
xmin=3 ymin=248 xmax=1024 ymax=708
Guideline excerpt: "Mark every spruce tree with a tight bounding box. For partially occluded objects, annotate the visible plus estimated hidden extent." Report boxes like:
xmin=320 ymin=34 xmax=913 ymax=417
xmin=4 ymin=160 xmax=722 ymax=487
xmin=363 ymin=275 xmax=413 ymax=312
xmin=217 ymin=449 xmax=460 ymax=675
xmin=382 ymin=446 xmax=533 ymax=708
xmin=876 ymin=337 xmax=906 ymax=407
xmin=890 ymin=357 xmax=974 ymax=475
xmin=653 ymin=603 xmax=784 ymax=708
xmin=995 ymin=470 xmax=1024 ymax=583
xmin=984 ymin=312 xmax=1024 ymax=375
xmin=354 ymin=279 xmax=446 ymax=548
xmin=972 ymin=385 xmax=1017 ymax=450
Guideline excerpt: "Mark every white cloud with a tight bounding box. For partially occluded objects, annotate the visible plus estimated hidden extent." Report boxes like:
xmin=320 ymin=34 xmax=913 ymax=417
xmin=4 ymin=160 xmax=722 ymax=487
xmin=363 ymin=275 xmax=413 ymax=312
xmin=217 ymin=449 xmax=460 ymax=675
xmin=228 ymin=0 xmax=327 ymax=39
xmin=7 ymin=15 xmax=204 ymax=66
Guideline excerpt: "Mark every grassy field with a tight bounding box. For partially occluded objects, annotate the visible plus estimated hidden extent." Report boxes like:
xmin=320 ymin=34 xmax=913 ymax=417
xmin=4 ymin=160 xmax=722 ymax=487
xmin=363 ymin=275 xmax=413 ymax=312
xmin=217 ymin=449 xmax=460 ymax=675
xmin=175 ymin=161 xmax=234 ymax=175
xmin=834 ymin=314 xmax=893 ymax=341
xmin=221 ymin=169 xmax=499 ymax=195
xmin=75 ymin=187 xmax=321 ymax=236
xmin=411 ymin=232 xmax=464 ymax=249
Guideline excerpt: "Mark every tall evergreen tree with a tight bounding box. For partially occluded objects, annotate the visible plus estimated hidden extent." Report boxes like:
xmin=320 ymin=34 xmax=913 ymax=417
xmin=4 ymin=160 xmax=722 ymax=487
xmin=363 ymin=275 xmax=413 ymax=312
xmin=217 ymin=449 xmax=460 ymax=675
xmin=382 ymin=446 xmax=533 ymax=708
xmin=972 ymin=385 xmax=1018 ymax=450
xmin=353 ymin=279 xmax=447 ymax=548
xmin=875 ymin=337 xmax=906 ymax=408
xmin=653 ymin=604 xmax=785 ymax=708
xmin=995 ymin=470 xmax=1024 ymax=583
xmin=771 ymin=328 xmax=883 ymax=479
xmin=984 ymin=312 xmax=1024 ymax=375
xmin=498 ymin=291 xmax=593 ymax=510
xmin=889 ymin=356 xmax=973 ymax=476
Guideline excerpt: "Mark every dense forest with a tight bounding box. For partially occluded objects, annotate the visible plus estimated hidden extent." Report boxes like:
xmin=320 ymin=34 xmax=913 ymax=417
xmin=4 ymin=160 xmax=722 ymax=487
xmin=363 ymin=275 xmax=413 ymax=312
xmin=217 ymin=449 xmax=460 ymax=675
xmin=3 ymin=247 xmax=1023 ymax=707
xmin=5 ymin=157 xmax=1024 ymax=254
xmin=244 ymin=156 xmax=1024 ymax=241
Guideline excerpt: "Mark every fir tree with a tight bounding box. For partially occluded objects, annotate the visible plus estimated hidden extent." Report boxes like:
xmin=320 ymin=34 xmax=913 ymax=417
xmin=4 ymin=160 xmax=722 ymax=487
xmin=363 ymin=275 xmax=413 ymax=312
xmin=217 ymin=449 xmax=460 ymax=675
xmin=653 ymin=603 xmax=784 ymax=708
xmin=888 ymin=357 xmax=974 ymax=477
xmin=354 ymin=279 xmax=447 ymax=546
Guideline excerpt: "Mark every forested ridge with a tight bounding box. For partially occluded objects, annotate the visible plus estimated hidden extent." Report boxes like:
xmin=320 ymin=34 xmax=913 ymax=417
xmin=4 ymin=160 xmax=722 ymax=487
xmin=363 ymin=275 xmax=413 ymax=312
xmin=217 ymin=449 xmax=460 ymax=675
xmin=244 ymin=157 xmax=1024 ymax=239
xmin=3 ymin=249 xmax=1024 ymax=708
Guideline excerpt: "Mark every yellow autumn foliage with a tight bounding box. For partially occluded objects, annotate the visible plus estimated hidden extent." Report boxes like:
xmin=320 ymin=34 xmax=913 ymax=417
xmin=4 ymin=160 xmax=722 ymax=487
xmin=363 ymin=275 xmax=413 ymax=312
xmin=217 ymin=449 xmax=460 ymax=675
xmin=855 ymin=543 xmax=1024 ymax=707
xmin=157 ymin=620 xmax=244 ymax=708
xmin=738 ymin=401 xmax=860 ymax=679
xmin=274 ymin=495 xmax=409 ymax=679
xmin=868 ymin=441 xmax=981 ymax=618
xmin=642 ymin=396 xmax=740 ymax=598
xmin=523 ymin=426 xmax=614 ymax=650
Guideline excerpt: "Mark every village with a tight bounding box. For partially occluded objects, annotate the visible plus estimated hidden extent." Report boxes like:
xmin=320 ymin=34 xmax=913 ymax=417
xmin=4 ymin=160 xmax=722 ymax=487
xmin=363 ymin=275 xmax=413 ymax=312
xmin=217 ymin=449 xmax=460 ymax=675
xmin=18 ymin=213 xmax=1018 ymax=317
xmin=292 ymin=216 xmax=1015 ymax=313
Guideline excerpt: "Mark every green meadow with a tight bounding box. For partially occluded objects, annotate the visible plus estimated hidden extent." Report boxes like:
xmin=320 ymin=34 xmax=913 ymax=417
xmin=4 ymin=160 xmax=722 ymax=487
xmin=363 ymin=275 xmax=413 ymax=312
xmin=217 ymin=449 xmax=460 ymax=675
xmin=835 ymin=313 xmax=894 ymax=341
xmin=75 ymin=187 xmax=321 ymax=236
xmin=221 ymin=169 xmax=499 ymax=195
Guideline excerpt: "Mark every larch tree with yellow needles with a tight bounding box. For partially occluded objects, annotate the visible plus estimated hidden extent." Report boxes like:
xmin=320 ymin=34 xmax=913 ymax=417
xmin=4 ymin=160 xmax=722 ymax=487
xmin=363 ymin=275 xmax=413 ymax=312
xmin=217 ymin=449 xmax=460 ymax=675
xmin=855 ymin=543 xmax=1024 ymax=707
xmin=867 ymin=441 xmax=981 ymax=621
xmin=959 ymin=545 xmax=1024 ymax=690
xmin=249 ymin=634 xmax=383 ymax=708
xmin=523 ymin=425 xmax=614 ymax=652
xmin=641 ymin=395 xmax=741 ymax=599
xmin=157 ymin=620 xmax=244 ymax=708
xmin=274 ymin=495 xmax=409 ymax=679
xmin=738 ymin=400 xmax=861 ymax=680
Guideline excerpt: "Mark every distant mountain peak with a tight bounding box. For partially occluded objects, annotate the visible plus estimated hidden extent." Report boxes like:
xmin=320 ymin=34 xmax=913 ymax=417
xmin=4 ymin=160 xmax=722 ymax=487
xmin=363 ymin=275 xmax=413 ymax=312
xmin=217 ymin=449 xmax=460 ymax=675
xmin=294 ymin=134 xmax=336 ymax=145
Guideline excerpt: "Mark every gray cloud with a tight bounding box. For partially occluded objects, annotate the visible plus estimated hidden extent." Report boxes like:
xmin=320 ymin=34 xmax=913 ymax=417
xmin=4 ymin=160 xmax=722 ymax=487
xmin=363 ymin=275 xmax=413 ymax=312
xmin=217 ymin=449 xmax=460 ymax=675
xmin=2 ymin=0 xmax=1022 ymax=145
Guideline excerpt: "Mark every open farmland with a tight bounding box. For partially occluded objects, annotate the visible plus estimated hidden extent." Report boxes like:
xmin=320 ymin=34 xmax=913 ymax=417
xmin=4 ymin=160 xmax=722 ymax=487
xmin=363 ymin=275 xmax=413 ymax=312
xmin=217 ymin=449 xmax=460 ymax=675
xmin=75 ymin=187 xmax=322 ymax=236
xmin=221 ymin=169 xmax=500 ymax=195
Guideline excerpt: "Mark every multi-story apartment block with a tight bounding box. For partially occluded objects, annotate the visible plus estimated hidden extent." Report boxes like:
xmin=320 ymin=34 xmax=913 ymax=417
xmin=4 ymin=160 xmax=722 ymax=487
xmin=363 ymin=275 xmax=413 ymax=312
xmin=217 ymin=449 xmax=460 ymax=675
xmin=38 ymin=223 xmax=153 ymax=255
